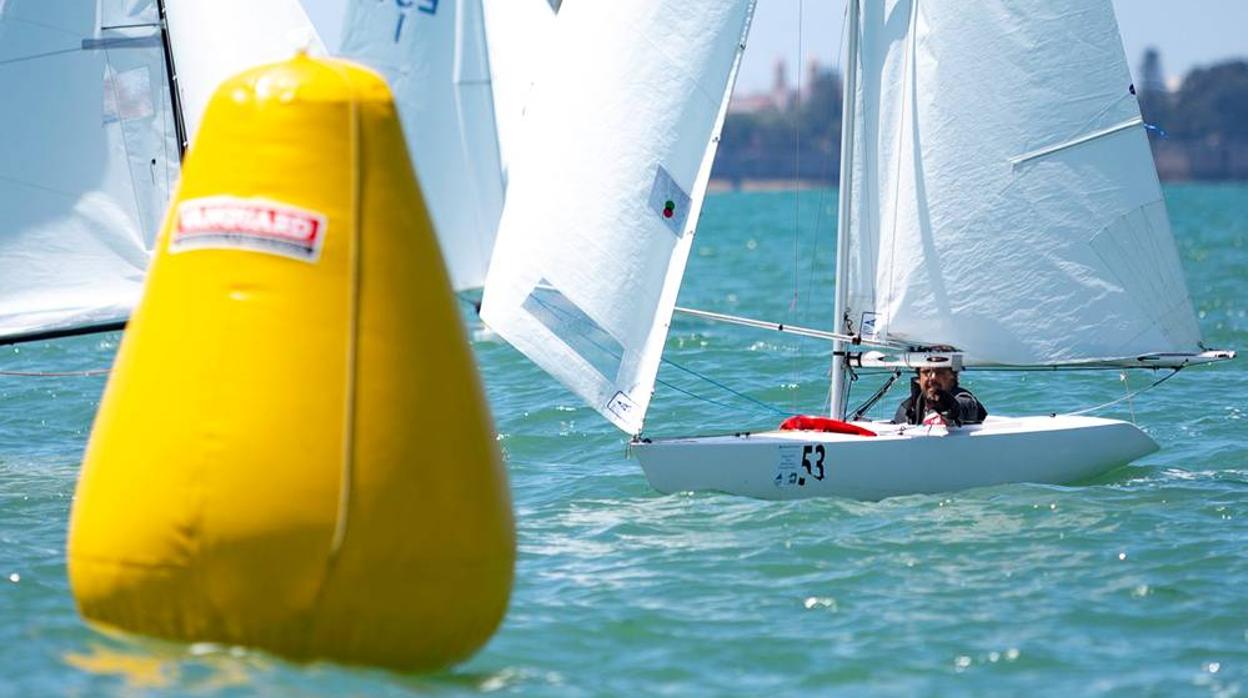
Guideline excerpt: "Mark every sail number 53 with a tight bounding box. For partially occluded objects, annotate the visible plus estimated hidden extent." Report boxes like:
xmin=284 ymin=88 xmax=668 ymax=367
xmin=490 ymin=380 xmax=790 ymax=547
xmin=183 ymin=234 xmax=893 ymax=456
xmin=802 ymin=444 xmax=826 ymax=481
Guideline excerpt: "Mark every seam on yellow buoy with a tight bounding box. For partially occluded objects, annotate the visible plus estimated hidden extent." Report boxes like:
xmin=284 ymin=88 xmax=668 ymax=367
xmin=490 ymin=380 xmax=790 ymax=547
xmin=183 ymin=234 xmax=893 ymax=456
xmin=312 ymin=57 xmax=363 ymax=615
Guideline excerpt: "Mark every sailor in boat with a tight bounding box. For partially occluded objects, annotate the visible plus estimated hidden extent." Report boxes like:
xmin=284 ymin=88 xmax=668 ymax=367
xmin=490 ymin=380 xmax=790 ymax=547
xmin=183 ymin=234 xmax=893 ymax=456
xmin=893 ymin=364 xmax=988 ymax=427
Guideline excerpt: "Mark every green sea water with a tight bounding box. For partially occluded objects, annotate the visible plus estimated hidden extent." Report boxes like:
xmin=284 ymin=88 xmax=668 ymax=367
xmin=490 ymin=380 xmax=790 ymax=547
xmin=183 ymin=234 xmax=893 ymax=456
xmin=1 ymin=185 xmax=1245 ymax=696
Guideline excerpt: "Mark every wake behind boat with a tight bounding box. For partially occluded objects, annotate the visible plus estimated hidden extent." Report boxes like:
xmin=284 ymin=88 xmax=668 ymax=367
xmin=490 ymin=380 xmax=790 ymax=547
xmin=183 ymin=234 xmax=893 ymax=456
xmin=479 ymin=0 xmax=1234 ymax=500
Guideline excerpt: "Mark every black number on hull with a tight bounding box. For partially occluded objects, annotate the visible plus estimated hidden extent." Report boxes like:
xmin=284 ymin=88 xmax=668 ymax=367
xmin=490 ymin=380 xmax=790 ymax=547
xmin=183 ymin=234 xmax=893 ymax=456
xmin=801 ymin=444 xmax=826 ymax=482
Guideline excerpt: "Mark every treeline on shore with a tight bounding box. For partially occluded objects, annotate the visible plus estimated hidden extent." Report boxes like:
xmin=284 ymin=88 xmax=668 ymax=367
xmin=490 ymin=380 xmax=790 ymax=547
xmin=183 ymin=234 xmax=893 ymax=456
xmin=710 ymin=58 xmax=1248 ymax=186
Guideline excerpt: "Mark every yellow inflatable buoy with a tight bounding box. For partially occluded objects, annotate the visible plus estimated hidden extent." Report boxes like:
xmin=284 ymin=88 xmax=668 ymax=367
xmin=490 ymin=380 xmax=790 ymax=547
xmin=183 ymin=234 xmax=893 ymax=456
xmin=67 ymin=54 xmax=514 ymax=672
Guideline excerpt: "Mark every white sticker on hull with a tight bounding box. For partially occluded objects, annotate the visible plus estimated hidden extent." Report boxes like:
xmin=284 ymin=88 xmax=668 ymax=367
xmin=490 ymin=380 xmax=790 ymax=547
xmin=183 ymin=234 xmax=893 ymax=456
xmin=774 ymin=443 xmax=828 ymax=489
xmin=774 ymin=445 xmax=804 ymax=488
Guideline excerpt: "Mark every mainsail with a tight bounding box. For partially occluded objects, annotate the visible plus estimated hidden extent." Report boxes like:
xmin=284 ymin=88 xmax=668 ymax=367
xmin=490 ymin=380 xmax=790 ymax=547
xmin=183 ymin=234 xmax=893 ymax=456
xmin=0 ymin=1 xmax=179 ymax=342
xmin=163 ymin=0 xmax=326 ymax=146
xmin=842 ymin=0 xmax=1202 ymax=366
xmin=340 ymin=0 xmax=505 ymax=292
xmin=480 ymin=0 xmax=757 ymax=433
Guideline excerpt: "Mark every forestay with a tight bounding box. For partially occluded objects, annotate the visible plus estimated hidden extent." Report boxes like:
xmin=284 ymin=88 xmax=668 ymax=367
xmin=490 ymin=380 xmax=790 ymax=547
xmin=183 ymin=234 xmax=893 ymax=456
xmin=0 ymin=1 xmax=178 ymax=341
xmin=340 ymin=0 xmax=505 ymax=292
xmin=480 ymin=0 xmax=756 ymax=433
xmin=843 ymin=0 xmax=1202 ymax=366
xmin=164 ymin=0 xmax=326 ymax=146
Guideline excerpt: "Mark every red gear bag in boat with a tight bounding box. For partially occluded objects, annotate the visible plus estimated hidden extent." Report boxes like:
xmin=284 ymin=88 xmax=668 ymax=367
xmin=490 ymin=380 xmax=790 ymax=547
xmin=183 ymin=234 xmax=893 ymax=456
xmin=778 ymin=415 xmax=877 ymax=437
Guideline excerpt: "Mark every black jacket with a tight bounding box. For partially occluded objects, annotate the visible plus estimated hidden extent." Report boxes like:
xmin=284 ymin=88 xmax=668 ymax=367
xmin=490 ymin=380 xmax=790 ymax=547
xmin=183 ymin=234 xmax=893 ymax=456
xmin=893 ymin=379 xmax=987 ymax=426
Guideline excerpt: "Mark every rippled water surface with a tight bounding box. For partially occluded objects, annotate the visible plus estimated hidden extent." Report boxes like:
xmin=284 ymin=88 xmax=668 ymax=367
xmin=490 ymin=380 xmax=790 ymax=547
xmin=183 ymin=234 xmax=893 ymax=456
xmin=2 ymin=185 xmax=1245 ymax=696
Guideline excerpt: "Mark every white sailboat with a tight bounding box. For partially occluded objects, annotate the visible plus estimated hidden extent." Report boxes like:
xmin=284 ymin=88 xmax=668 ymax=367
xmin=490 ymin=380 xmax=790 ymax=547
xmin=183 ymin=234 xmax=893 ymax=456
xmin=480 ymin=0 xmax=1233 ymax=500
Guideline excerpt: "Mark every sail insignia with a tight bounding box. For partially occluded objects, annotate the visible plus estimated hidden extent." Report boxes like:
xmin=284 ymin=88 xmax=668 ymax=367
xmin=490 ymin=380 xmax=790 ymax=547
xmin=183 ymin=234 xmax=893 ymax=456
xmin=648 ymin=165 xmax=692 ymax=237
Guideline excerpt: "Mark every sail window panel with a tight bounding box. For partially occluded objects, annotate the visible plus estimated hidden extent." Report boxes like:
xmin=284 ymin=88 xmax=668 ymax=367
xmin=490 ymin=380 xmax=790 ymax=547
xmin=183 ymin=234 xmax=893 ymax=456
xmin=847 ymin=0 xmax=1203 ymax=364
xmin=99 ymin=40 xmax=182 ymax=249
xmin=521 ymin=282 xmax=626 ymax=386
xmin=103 ymin=65 xmax=155 ymax=122
xmin=480 ymin=0 xmax=754 ymax=433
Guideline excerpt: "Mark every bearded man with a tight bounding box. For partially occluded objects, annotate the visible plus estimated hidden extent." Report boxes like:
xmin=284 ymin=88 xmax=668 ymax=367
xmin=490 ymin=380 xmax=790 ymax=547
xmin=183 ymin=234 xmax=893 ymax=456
xmin=893 ymin=366 xmax=988 ymax=426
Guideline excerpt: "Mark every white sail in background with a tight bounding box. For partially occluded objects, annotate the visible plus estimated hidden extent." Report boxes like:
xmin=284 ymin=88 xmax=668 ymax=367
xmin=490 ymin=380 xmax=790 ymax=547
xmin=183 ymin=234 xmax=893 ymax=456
xmin=0 ymin=1 xmax=179 ymax=340
xmin=481 ymin=0 xmax=559 ymax=186
xmin=164 ymin=0 xmax=326 ymax=146
xmin=843 ymin=0 xmax=1202 ymax=366
xmin=340 ymin=0 xmax=505 ymax=292
xmin=480 ymin=0 xmax=756 ymax=433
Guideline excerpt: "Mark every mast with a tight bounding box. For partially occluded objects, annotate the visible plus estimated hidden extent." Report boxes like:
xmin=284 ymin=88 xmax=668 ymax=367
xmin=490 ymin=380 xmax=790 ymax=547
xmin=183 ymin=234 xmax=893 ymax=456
xmin=156 ymin=0 xmax=189 ymax=159
xmin=829 ymin=0 xmax=859 ymax=420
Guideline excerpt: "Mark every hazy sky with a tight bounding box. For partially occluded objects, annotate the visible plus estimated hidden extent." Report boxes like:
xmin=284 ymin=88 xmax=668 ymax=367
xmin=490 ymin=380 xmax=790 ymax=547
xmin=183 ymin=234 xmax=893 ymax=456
xmin=303 ymin=1 xmax=1248 ymax=92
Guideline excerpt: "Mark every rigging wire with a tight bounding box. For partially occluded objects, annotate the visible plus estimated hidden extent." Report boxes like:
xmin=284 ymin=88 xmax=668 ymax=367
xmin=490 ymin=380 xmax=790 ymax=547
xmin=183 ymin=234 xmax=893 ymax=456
xmin=806 ymin=3 xmax=851 ymax=416
xmin=790 ymin=0 xmax=804 ymax=415
xmin=658 ymin=354 xmax=783 ymax=414
xmin=802 ymin=5 xmax=849 ymax=333
xmin=850 ymin=369 xmax=901 ymax=420
xmin=499 ymin=283 xmax=790 ymax=420
xmin=1061 ymin=368 xmax=1182 ymax=417
xmin=654 ymin=374 xmax=767 ymax=417
xmin=1121 ymin=370 xmax=1137 ymax=423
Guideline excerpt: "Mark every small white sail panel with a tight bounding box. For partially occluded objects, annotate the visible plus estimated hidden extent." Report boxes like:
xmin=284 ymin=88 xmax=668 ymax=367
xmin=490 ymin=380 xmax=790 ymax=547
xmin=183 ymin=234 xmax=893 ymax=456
xmin=480 ymin=0 xmax=756 ymax=433
xmin=843 ymin=0 xmax=1202 ymax=366
xmin=0 ymin=1 xmax=179 ymax=341
xmin=481 ymin=0 xmax=559 ymax=188
xmin=163 ymin=0 xmax=326 ymax=147
xmin=339 ymin=0 xmax=505 ymax=292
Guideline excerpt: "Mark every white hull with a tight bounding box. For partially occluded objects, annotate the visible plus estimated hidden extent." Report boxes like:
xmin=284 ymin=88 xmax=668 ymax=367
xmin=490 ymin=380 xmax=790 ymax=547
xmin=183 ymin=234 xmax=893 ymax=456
xmin=632 ymin=415 xmax=1157 ymax=500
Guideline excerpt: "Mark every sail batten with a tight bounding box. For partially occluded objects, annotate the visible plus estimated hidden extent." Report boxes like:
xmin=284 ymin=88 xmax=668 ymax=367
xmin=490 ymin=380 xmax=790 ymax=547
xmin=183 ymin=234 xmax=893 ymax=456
xmin=480 ymin=0 xmax=757 ymax=434
xmin=1010 ymin=116 xmax=1144 ymax=166
xmin=845 ymin=0 xmax=1203 ymax=366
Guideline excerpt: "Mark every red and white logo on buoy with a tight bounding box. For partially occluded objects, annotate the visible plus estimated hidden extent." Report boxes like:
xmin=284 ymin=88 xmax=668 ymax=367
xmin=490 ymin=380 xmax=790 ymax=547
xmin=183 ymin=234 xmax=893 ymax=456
xmin=171 ymin=196 xmax=328 ymax=263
